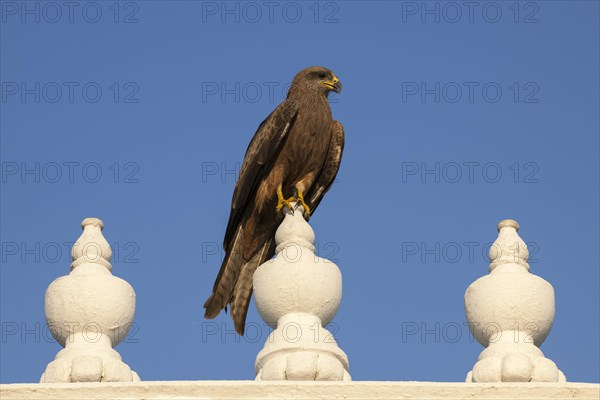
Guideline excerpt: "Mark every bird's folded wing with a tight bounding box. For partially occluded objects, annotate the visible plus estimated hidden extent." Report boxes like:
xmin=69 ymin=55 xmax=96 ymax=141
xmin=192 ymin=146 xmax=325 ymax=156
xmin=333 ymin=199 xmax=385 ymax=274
xmin=223 ymin=99 xmax=299 ymax=252
xmin=307 ymin=120 xmax=345 ymax=213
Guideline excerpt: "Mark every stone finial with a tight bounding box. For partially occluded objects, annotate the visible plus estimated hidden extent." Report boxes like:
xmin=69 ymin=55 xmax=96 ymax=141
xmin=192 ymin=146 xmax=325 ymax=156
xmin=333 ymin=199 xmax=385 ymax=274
xmin=464 ymin=219 xmax=565 ymax=383
xmin=489 ymin=219 xmax=529 ymax=271
xmin=71 ymin=218 xmax=112 ymax=271
xmin=253 ymin=204 xmax=351 ymax=381
xmin=41 ymin=218 xmax=140 ymax=383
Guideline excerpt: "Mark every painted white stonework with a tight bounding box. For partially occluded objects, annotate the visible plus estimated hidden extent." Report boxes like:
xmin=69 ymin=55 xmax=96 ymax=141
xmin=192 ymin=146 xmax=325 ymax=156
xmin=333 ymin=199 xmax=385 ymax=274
xmin=1 ymin=381 xmax=598 ymax=400
xmin=2 ymin=215 xmax=598 ymax=400
xmin=253 ymin=204 xmax=351 ymax=381
xmin=465 ymin=219 xmax=565 ymax=383
xmin=41 ymin=218 xmax=139 ymax=383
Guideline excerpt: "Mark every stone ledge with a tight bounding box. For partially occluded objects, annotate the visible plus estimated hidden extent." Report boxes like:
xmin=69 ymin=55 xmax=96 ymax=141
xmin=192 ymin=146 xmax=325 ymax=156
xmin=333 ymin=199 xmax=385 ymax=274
xmin=1 ymin=381 xmax=598 ymax=400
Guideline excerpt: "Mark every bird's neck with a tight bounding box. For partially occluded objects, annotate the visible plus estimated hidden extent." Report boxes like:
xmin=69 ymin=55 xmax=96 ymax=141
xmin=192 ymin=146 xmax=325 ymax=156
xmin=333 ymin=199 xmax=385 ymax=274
xmin=288 ymin=90 xmax=330 ymax=110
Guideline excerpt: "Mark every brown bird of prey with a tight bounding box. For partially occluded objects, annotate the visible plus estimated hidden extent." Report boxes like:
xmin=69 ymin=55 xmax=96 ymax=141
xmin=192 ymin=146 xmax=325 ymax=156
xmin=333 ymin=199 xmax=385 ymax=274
xmin=203 ymin=66 xmax=344 ymax=335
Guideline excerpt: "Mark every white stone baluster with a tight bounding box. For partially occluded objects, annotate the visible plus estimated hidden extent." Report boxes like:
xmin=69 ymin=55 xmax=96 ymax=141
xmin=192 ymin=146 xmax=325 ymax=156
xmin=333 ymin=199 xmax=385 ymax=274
xmin=254 ymin=204 xmax=351 ymax=381
xmin=41 ymin=218 xmax=140 ymax=383
xmin=465 ymin=219 xmax=565 ymax=382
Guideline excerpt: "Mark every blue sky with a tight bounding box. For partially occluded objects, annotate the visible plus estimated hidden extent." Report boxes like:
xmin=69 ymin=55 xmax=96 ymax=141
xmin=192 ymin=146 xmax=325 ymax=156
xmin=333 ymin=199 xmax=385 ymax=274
xmin=1 ymin=0 xmax=598 ymax=384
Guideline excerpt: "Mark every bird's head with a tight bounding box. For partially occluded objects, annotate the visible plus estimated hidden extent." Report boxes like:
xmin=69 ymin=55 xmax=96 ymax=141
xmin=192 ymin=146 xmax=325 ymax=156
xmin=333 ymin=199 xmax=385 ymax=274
xmin=289 ymin=66 xmax=342 ymax=97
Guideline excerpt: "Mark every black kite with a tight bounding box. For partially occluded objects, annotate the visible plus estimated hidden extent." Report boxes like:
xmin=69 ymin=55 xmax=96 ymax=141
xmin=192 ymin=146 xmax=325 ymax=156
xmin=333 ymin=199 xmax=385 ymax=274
xmin=203 ymin=66 xmax=344 ymax=335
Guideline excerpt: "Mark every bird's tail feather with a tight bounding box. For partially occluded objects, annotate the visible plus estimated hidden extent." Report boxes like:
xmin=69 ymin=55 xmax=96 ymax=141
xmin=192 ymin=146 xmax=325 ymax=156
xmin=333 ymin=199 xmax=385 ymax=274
xmin=230 ymin=240 xmax=273 ymax=335
xmin=203 ymin=226 xmax=244 ymax=319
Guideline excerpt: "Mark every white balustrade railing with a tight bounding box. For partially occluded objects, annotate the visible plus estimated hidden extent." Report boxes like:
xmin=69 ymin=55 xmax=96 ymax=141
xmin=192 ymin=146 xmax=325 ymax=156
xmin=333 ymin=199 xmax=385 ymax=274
xmin=35 ymin=216 xmax=571 ymax=385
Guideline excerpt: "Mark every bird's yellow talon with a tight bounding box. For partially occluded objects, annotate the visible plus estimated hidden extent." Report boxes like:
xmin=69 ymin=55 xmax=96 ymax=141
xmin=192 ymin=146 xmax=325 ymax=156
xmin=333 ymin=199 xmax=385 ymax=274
xmin=276 ymin=187 xmax=294 ymax=213
xmin=297 ymin=191 xmax=311 ymax=217
xmin=276 ymin=199 xmax=294 ymax=212
xmin=276 ymin=187 xmax=311 ymax=216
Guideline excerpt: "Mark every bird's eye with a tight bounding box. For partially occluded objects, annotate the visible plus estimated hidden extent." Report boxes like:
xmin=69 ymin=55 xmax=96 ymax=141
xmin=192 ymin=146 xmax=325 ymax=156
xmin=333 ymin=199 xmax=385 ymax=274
xmin=318 ymin=73 xmax=327 ymax=79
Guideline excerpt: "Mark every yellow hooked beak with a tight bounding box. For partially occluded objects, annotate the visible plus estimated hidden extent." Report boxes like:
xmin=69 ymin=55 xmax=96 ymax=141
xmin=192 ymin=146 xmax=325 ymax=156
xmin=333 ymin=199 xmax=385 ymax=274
xmin=321 ymin=76 xmax=342 ymax=93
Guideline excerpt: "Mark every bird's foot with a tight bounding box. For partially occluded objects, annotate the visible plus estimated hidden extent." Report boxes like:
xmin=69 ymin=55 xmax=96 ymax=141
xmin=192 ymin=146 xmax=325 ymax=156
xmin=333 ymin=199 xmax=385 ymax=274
xmin=277 ymin=197 xmax=297 ymax=214
xmin=276 ymin=186 xmax=295 ymax=214
xmin=296 ymin=191 xmax=311 ymax=218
